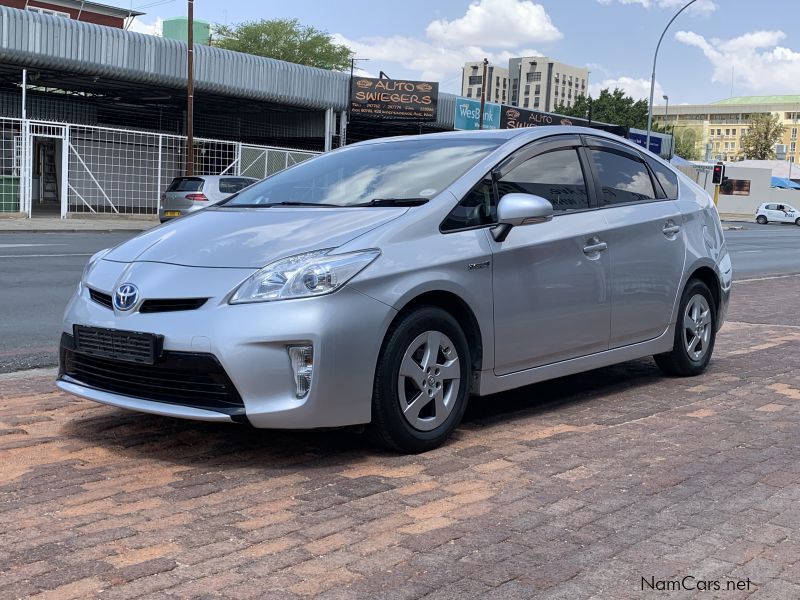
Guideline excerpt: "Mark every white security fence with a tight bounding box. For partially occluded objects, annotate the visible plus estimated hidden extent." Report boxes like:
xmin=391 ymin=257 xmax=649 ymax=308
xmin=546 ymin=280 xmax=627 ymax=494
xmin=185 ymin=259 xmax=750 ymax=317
xmin=0 ymin=117 xmax=319 ymax=217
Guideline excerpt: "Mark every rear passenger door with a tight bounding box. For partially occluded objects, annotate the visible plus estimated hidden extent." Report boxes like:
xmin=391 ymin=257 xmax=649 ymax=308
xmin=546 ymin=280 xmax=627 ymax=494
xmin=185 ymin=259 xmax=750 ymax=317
xmin=583 ymin=137 xmax=686 ymax=349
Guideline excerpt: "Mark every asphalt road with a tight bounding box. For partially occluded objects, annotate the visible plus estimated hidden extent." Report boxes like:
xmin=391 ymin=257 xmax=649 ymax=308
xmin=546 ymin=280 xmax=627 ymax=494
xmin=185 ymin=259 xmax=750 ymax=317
xmin=0 ymin=220 xmax=798 ymax=373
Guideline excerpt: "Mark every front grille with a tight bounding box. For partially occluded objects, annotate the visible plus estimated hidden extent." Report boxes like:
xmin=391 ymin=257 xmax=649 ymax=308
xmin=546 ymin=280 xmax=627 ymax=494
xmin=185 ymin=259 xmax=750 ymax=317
xmin=74 ymin=326 xmax=161 ymax=365
xmin=87 ymin=288 xmax=207 ymax=314
xmin=60 ymin=334 xmax=244 ymax=416
xmin=140 ymin=298 xmax=208 ymax=313
xmin=88 ymin=288 xmax=113 ymax=309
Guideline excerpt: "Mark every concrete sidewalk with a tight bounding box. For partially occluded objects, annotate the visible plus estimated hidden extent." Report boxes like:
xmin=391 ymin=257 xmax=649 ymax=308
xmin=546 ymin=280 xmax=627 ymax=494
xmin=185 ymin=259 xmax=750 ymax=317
xmin=0 ymin=216 xmax=157 ymax=232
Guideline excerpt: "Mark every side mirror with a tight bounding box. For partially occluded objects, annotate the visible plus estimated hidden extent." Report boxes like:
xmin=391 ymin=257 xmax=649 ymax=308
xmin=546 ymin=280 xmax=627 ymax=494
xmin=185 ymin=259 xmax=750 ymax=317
xmin=492 ymin=193 xmax=554 ymax=242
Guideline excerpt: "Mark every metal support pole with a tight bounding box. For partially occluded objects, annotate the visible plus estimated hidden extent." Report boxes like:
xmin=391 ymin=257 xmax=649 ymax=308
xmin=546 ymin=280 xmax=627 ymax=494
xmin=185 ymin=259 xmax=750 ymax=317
xmin=339 ymin=110 xmax=347 ymax=148
xmin=646 ymin=0 xmax=697 ymax=150
xmin=479 ymin=58 xmax=488 ymax=130
xmin=60 ymin=125 xmax=69 ymax=219
xmin=156 ymin=134 xmax=163 ymax=211
xmin=186 ymin=0 xmax=195 ymax=176
xmin=323 ymin=108 xmax=334 ymax=152
xmin=21 ymin=69 xmax=27 ymax=120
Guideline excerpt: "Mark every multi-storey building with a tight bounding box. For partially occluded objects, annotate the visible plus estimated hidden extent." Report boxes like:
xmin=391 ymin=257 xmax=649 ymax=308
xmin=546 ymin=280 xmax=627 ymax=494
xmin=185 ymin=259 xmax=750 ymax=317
xmin=0 ymin=0 xmax=142 ymax=28
xmin=461 ymin=62 xmax=509 ymax=105
xmin=461 ymin=56 xmax=588 ymax=112
xmin=652 ymin=95 xmax=800 ymax=162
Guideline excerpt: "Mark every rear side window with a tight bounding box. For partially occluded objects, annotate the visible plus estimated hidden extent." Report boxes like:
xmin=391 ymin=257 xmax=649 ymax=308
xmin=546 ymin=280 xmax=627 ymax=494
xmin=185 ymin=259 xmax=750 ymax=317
xmin=496 ymin=148 xmax=590 ymax=211
xmin=219 ymin=178 xmax=256 ymax=194
xmin=168 ymin=177 xmax=204 ymax=192
xmin=647 ymin=158 xmax=679 ymax=199
xmin=589 ymin=149 xmax=656 ymax=205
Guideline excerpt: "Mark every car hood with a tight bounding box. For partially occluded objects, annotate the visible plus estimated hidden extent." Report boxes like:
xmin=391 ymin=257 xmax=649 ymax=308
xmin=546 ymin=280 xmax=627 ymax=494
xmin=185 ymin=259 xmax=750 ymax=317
xmin=104 ymin=207 xmax=407 ymax=268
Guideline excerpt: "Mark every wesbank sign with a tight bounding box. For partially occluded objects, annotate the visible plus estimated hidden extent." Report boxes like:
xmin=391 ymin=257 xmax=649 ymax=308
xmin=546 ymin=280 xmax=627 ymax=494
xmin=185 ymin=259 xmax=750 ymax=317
xmin=454 ymin=97 xmax=501 ymax=130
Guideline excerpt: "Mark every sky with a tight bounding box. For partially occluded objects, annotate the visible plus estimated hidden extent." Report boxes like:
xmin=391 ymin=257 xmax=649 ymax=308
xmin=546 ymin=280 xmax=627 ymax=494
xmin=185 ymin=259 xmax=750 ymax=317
xmin=117 ymin=0 xmax=800 ymax=106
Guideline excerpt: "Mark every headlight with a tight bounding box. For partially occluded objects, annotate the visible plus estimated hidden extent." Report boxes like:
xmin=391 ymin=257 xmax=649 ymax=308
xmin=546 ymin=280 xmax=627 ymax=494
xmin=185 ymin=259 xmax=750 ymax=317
xmin=81 ymin=248 xmax=111 ymax=284
xmin=230 ymin=249 xmax=381 ymax=304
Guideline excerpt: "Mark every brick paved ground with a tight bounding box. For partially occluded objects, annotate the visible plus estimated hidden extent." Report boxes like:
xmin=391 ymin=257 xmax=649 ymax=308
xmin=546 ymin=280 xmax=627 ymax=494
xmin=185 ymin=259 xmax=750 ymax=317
xmin=2 ymin=275 xmax=800 ymax=599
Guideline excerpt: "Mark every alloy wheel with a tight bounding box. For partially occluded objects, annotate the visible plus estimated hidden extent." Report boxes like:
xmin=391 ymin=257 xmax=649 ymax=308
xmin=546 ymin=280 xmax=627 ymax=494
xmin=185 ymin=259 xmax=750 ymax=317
xmin=397 ymin=330 xmax=461 ymax=431
xmin=683 ymin=294 xmax=712 ymax=362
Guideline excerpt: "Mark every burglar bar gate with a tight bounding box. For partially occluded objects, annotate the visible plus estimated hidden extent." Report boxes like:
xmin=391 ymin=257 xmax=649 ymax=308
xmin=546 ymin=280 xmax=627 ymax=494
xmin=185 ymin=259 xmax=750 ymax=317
xmin=2 ymin=117 xmax=319 ymax=217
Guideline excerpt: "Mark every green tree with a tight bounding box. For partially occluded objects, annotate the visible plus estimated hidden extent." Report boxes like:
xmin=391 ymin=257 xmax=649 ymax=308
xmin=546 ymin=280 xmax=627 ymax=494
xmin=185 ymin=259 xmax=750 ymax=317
xmin=554 ymin=88 xmax=649 ymax=129
xmin=213 ymin=19 xmax=352 ymax=71
xmin=740 ymin=113 xmax=785 ymax=159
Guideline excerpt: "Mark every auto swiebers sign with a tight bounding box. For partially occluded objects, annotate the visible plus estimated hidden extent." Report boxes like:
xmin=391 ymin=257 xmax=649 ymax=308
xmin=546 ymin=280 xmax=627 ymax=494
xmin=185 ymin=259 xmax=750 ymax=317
xmin=350 ymin=78 xmax=439 ymax=120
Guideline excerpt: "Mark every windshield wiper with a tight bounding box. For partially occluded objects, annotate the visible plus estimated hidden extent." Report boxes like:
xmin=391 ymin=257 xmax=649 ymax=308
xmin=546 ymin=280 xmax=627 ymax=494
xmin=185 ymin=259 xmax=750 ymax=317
xmin=351 ymin=198 xmax=429 ymax=207
xmin=264 ymin=201 xmax=340 ymax=208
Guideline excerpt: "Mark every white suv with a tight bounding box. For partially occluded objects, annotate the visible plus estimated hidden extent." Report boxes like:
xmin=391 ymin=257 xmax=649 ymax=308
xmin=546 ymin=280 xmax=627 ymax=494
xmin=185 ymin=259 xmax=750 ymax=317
xmin=755 ymin=202 xmax=800 ymax=225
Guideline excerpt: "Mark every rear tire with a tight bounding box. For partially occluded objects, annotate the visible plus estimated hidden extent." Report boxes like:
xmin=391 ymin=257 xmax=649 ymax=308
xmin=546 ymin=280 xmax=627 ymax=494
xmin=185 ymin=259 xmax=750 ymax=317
xmin=756 ymin=215 xmax=768 ymax=224
xmin=368 ymin=306 xmax=471 ymax=453
xmin=654 ymin=279 xmax=717 ymax=377
xmin=795 ymin=218 xmax=800 ymax=227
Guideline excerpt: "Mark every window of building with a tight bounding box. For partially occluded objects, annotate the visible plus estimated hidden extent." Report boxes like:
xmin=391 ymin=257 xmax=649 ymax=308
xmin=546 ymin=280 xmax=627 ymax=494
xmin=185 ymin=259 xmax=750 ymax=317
xmin=732 ymin=128 xmax=736 ymax=135
xmin=496 ymin=149 xmax=590 ymax=211
xmin=791 ymin=142 xmax=797 ymax=153
xmin=534 ymin=84 xmax=540 ymax=95
xmin=533 ymin=98 xmax=540 ymax=108
xmin=524 ymin=85 xmax=530 ymax=96
xmin=588 ymin=149 xmax=656 ymax=205
xmin=526 ymin=72 xmax=541 ymax=82
xmin=793 ymin=127 xmax=798 ymax=138
xmin=468 ymin=76 xmax=482 ymax=85
xmin=523 ymin=98 xmax=529 ymax=108
xmin=476 ymin=87 xmax=481 ymax=97
xmin=26 ymin=6 xmax=70 ymax=17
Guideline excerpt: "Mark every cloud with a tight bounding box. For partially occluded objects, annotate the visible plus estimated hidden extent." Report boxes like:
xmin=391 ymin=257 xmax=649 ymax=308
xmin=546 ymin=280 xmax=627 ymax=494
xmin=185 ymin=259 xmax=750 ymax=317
xmin=127 ymin=16 xmax=162 ymax=36
xmin=426 ymin=0 xmax=562 ymax=48
xmin=675 ymin=29 xmax=800 ymax=93
xmin=598 ymin=0 xmax=716 ymax=14
xmin=589 ymin=76 xmax=664 ymax=102
xmin=333 ymin=0 xmax=559 ymax=92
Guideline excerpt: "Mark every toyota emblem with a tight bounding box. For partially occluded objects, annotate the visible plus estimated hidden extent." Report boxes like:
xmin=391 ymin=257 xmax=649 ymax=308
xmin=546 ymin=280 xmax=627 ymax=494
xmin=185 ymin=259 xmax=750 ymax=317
xmin=113 ymin=283 xmax=139 ymax=311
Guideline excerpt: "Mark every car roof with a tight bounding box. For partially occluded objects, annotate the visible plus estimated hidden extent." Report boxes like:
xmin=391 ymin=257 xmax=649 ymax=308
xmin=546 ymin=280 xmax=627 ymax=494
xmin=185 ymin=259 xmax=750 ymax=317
xmin=170 ymin=175 xmax=257 ymax=182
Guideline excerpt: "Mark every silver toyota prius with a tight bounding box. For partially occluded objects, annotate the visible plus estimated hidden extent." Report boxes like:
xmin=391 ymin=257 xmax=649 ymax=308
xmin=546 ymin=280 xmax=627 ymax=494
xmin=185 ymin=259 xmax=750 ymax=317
xmin=58 ymin=127 xmax=732 ymax=453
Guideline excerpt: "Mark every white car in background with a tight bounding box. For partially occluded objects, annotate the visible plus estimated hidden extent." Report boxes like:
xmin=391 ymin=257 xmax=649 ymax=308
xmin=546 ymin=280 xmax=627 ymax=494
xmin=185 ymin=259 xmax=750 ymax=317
xmin=755 ymin=202 xmax=800 ymax=225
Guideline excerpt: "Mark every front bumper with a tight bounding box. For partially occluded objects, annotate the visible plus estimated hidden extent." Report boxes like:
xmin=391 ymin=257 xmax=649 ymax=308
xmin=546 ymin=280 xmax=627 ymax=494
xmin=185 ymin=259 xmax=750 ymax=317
xmin=59 ymin=268 xmax=397 ymax=428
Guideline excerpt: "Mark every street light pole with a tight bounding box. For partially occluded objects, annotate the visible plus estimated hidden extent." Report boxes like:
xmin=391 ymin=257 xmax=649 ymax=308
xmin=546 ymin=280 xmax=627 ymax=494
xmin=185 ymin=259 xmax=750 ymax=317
xmin=479 ymin=58 xmax=488 ymax=130
xmin=646 ymin=0 xmax=697 ymax=150
xmin=663 ymin=94 xmax=670 ymax=157
xmin=186 ymin=0 xmax=194 ymax=176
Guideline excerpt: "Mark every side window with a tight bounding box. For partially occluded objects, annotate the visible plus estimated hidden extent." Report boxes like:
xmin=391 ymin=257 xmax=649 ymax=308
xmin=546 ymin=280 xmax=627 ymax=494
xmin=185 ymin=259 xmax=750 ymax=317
xmin=589 ymin=149 xmax=656 ymax=205
xmin=646 ymin=158 xmax=679 ymax=199
xmin=441 ymin=178 xmax=496 ymax=231
xmin=496 ymin=148 xmax=590 ymax=211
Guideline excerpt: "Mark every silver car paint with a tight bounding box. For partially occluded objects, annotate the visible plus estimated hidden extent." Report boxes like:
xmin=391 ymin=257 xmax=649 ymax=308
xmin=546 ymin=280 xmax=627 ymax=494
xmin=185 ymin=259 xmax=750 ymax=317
xmin=59 ymin=126 xmax=731 ymax=428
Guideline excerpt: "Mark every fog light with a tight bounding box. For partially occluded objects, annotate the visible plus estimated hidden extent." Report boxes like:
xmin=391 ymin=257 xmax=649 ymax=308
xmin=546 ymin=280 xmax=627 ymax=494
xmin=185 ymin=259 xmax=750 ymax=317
xmin=287 ymin=345 xmax=313 ymax=398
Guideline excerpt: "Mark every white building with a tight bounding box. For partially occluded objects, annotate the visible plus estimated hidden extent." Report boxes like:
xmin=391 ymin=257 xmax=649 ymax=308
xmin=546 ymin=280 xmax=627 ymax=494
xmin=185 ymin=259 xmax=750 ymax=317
xmin=461 ymin=62 xmax=509 ymax=105
xmin=461 ymin=56 xmax=588 ymax=112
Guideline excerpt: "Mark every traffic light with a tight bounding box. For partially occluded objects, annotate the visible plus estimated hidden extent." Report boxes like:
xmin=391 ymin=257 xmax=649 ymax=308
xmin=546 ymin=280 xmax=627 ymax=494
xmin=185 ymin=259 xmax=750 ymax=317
xmin=712 ymin=162 xmax=725 ymax=184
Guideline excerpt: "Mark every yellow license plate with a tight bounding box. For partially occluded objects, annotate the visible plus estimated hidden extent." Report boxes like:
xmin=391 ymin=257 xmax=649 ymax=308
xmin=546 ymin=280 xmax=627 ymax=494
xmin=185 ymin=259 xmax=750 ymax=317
xmin=164 ymin=211 xmax=181 ymax=217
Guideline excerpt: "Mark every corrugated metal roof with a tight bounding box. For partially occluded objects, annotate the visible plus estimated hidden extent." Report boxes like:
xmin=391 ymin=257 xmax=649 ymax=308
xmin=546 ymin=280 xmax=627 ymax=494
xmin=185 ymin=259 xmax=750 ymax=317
xmin=0 ymin=6 xmax=458 ymax=128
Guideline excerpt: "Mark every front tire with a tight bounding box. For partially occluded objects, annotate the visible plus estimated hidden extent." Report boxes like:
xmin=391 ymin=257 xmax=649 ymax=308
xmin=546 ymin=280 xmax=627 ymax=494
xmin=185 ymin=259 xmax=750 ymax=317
xmin=795 ymin=218 xmax=800 ymax=227
xmin=756 ymin=215 xmax=768 ymax=224
xmin=368 ymin=306 xmax=471 ymax=453
xmin=654 ymin=279 xmax=717 ymax=377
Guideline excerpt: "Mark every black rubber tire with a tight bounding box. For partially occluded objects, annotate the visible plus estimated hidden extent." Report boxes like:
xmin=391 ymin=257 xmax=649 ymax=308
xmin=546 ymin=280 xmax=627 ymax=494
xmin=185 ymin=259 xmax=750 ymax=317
xmin=756 ymin=215 xmax=768 ymax=224
xmin=367 ymin=306 xmax=471 ymax=453
xmin=654 ymin=279 xmax=717 ymax=377
xmin=795 ymin=218 xmax=800 ymax=227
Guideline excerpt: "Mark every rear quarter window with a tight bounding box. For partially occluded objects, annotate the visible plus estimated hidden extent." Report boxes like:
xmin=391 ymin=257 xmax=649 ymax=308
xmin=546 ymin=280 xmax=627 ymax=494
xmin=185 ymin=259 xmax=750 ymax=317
xmin=168 ymin=177 xmax=204 ymax=192
xmin=646 ymin=158 xmax=679 ymax=199
xmin=219 ymin=178 xmax=257 ymax=194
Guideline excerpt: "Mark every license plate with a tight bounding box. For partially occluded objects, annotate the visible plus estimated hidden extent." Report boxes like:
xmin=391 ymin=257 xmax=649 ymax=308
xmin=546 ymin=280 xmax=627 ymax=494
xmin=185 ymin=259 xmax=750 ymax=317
xmin=164 ymin=211 xmax=181 ymax=217
xmin=73 ymin=326 xmax=163 ymax=365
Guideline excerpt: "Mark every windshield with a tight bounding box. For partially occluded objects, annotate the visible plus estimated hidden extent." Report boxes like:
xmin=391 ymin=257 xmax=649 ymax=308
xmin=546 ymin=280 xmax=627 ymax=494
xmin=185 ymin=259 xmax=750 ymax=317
xmin=219 ymin=137 xmax=501 ymax=208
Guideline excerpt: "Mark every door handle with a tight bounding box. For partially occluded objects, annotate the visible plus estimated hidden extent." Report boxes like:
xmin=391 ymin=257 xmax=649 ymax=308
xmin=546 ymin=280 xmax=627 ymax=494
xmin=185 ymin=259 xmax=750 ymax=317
xmin=662 ymin=223 xmax=681 ymax=236
xmin=583 ymin=241 xmax=608 ymax=254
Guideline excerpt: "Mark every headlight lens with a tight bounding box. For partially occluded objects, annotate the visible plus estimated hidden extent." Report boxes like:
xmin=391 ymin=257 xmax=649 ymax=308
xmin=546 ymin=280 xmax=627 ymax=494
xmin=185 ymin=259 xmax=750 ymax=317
xmin=230 ymin=249 xmax=381 ymax=304
xmin=81 ymin=248 xmax=111 ymax=284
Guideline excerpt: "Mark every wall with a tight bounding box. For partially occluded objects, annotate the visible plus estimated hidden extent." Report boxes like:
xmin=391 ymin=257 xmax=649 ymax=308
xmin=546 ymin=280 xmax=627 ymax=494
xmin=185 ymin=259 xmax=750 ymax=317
xmin=715 ymin=166 xmax=770 ymax=215
xmin=2 ymin=0 xmax=125 ymax=28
